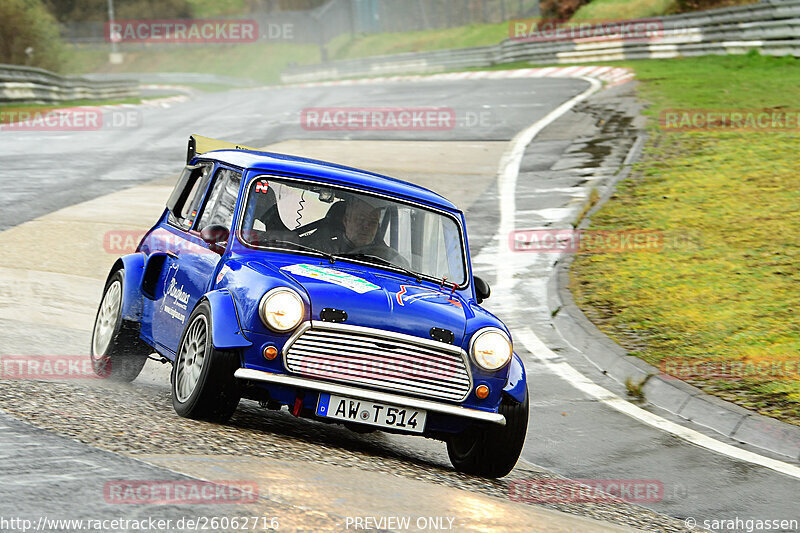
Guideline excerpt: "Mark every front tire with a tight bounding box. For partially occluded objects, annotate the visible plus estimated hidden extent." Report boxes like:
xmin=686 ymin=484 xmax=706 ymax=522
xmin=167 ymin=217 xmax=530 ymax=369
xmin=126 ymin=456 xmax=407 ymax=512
xmin=90 ymin=269 xmax=149 ymax=382
xmin=447 ymin=390 xmax=529 ymax=478
xmin=171 ymin=301 xmax=240 ymax=423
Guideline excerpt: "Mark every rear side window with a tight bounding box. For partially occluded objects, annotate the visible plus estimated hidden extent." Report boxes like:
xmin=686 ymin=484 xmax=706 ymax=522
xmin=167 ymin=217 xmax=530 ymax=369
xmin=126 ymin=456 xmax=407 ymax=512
xmin=196 ymin=168 xmax=242 ymax=231
xmin=167 ymin=163 xmax=212 ymax=230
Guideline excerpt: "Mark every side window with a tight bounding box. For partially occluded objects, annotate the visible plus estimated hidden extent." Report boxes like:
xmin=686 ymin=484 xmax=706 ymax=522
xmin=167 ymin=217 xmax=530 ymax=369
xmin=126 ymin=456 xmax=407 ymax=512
xmin=196 ymin=168 xmax=242 ymax=231
xmin=167 ymin=163 xmax=212 ymax=230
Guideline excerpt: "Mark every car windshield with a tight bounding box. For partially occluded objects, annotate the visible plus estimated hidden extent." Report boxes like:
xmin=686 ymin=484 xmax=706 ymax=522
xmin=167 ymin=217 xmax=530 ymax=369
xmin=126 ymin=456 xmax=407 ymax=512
xmin=239 ymin=177 xmax=467 ymax=285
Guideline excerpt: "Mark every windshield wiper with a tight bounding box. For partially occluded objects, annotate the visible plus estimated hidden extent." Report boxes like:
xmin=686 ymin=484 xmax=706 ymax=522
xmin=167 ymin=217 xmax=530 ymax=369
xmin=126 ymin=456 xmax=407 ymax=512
xmin=335 ymin=253 xmax=421 ymax=282
xmin=263 ymin=239 xmax=335 ymax=263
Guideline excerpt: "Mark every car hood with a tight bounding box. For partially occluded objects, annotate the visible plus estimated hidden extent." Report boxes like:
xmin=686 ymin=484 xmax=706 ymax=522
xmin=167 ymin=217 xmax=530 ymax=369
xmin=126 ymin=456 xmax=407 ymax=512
xmin=267 ymin=257 xmax=469 ymax=346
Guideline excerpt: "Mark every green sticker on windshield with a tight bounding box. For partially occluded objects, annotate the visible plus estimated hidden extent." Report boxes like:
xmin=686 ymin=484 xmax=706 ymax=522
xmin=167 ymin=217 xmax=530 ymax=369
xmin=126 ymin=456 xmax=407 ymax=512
xmin=282 ymin=264 xmax=380 ymax=294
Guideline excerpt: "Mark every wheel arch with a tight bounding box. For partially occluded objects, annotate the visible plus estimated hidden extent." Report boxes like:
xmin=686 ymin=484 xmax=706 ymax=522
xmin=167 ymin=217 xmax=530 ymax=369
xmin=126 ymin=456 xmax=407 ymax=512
xmin=502 ymin=352 xmax=528 ymax=404
xmin=198 ymin=289 xmax=252 ymax=351
xmin=106 ymin=253 xmax=146 ymax=323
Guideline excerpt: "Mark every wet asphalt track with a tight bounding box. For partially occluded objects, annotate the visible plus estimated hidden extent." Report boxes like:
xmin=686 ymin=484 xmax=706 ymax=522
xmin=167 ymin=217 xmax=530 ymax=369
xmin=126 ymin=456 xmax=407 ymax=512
xmin=0 ymin=78 xmax=561 ymax=232
xmin=1 ymin=77 xmax=798 ymax=532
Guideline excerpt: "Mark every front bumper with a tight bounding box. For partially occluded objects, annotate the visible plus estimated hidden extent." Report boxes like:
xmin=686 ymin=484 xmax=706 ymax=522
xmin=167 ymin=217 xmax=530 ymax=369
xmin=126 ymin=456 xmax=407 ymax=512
xmin=234 ymin=368 xmax=506 ymax=425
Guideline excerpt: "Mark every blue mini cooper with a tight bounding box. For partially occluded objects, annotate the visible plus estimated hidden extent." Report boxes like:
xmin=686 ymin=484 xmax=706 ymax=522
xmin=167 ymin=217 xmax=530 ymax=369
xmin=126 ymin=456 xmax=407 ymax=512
xmin=91 ymin=135 xmax=529 ymax=477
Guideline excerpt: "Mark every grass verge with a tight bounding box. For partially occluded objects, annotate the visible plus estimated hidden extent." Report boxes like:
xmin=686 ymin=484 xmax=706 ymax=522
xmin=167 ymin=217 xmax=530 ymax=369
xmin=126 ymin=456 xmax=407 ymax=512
xmin=572 ymin=0 xmax=678 ymax=20
xmin=572 ymin=0 xmax=758 ymax=20
xmin=56 ymin=0 xmax=758 ymax=83
xmin=326 ymin=22 xmax=511 ymax=60
xmin=569 ymin=53 xmax=800 ymax=424
xmin=64 ymin=43 xmax=321 ymax=85
xmin=63 ymin=13 xmax=528 ymax=83
xmin=0 ymin=97 xmax=142 ymax=117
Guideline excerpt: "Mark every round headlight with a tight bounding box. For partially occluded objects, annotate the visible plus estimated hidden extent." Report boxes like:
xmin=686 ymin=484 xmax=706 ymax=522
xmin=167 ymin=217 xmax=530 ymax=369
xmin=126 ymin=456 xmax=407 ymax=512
xmin=470 ymin=328 xmax=512 ymax=371
xmin=259 ymin=288 xmax=304 ymax=332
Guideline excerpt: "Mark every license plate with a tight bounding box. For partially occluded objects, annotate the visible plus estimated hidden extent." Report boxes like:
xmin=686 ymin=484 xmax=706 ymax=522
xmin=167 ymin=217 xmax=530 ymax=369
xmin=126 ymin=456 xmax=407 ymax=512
xmin=316 ymin=393 xmax=426 ymax=433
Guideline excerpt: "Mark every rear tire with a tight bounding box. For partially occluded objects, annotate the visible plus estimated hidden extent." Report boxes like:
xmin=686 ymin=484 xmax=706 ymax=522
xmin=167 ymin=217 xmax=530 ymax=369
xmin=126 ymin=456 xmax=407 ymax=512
xmin=447 ymin=390 xmax=529 ymax=478
xmin=171 ymin=301 xmax=241 ymax=423
xmin=90 ymin=269 xmax=149 ymax=382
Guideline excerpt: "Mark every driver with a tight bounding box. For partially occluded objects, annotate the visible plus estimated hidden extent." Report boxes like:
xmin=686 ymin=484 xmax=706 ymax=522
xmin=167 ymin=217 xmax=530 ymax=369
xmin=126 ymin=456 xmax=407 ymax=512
xmin=343 ymin=196 xmax=382 ymax=249
xmin=307 ymin=196 xmax=407 ymax=267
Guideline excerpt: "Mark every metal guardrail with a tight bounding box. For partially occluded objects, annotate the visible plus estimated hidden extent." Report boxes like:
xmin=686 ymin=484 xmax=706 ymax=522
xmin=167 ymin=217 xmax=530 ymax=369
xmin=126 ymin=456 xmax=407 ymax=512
xmin=281 ymin=0 xmax=800 ymax=83
xmin=0 ymin=64 xmax=139 ymax=104
xmin=81 ymin=72 xmax=261 ymax=88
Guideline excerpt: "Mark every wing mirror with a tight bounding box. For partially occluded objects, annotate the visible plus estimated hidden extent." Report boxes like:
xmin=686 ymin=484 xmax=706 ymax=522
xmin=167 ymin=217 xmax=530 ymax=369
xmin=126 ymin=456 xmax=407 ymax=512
xmin=474 ymin=276 xmax=491 ymax=304
xmin=200 ymin=225 xmax=229 ymax=255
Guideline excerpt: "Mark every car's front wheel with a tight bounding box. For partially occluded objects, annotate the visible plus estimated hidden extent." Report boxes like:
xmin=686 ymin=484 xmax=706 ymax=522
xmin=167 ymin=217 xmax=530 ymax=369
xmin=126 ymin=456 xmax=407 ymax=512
xmin=90 ymin=269 xmax=150 ymax=382
xmin=446 ymin=390 xmax=529 ymax=478
xmin=171 ymin=301 xmax=241 ymax=423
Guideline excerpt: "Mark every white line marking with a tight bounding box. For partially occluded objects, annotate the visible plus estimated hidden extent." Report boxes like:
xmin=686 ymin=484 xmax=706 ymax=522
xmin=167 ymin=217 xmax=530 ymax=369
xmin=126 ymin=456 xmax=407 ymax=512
xmin=517 ymin=329 xmax=800 ymax=480
xmin=495 ymin=77 xmax=601 ymax=292
xmin=490 ymin=76 xmax=800 ymax=480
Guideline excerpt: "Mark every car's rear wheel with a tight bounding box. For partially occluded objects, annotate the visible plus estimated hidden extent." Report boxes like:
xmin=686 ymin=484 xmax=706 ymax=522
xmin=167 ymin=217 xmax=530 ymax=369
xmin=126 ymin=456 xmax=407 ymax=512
xmin=446 ymin=390 xmax=529 ymax=478
xmin=171 ymin=301 xmax=240 ymax=423
xmin=90 ymin=269 xmax=150 ymax=382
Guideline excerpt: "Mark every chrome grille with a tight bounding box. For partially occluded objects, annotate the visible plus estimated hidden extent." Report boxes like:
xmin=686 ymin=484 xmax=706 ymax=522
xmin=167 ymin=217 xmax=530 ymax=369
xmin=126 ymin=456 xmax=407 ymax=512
xmin=283 ymin=322 xmax=471 ymax=402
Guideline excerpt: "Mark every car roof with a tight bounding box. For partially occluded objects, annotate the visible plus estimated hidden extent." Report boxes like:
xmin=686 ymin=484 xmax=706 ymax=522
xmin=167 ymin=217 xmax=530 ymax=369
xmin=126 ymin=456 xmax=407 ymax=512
xmin=200 ymin=149 xmax=459 ymax=211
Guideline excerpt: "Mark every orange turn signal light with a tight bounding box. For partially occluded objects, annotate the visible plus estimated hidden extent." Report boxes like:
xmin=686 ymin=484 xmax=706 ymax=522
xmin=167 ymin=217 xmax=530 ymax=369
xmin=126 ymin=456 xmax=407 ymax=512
xmin=263 ymin=345 xmax=278 ymax=361
xmin=475 ymin=384 xmax=490 ymax=399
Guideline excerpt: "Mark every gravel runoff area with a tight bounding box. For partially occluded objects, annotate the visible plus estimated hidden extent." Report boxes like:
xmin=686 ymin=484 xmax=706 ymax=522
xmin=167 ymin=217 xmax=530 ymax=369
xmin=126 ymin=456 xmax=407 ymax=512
xmin=0 ymin=378 xmax=700 ymax=533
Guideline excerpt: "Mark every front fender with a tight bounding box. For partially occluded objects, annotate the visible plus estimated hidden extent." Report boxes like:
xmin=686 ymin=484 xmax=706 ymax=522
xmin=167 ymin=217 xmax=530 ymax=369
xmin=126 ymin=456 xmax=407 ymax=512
xmin=106 ymin=254 xmax=146 ymax=322
xmin=204 ymin=289 xmax=252 ymax=350
xmin=502 ymin=352 xmax=528 ymax=404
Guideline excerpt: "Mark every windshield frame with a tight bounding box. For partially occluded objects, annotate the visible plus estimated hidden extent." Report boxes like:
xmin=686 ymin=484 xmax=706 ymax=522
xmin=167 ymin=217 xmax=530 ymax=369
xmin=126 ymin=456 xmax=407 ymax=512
xmin=235 ymin=173 xmax=470 ymax=289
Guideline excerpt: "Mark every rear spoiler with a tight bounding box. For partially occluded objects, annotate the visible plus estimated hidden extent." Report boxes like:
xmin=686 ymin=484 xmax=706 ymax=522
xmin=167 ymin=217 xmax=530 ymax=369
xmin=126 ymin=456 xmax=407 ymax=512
xmin=187 ymin=134 xmax=259 ymax=164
